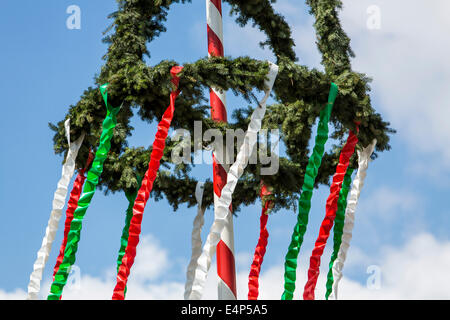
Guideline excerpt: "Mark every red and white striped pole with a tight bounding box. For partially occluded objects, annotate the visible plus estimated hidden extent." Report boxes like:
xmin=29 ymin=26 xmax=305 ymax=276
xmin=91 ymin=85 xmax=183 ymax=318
xmin=206 ymin=0 xmax=237 ymax=300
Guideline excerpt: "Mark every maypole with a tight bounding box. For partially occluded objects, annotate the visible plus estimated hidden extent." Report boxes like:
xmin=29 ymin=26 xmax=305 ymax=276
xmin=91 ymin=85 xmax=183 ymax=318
xmin=206 ymin=0 xmax=237 ymax=300
xmin=41 ymin=1 xmax=393 ymax=301
xmin=187 ymin=63 xmax=279 ymax=300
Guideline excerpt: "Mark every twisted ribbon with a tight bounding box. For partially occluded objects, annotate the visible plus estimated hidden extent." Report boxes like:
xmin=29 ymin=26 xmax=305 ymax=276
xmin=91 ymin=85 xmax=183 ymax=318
xmin=184 ymin=182 xmax=206 ymax=299
xmin=303 ymin=127 xmax=359 ymax=300
xmin=112 ymin=66 xmax=184 ymax=300
xmin=27 ymin=119 xmax=85 ymax=300
xmin=329 ymin=140 xmax=377 ymax=300
xmin=325 ymin=168 xmax=354 ymax=299
xmin=248 ymin=184 xmax=273 ymax=300
xmin=48 ymin=84 xmax=121 ymax=300
xmin=114 ymin=176 xmax=143 ymax=296
xmin=117 ymin=177 xmax=142 ymax=274
xmin=281 ymin=83 xmax=338 ymax=300
xmin=52 ymin=151 xmax=94 ymax=284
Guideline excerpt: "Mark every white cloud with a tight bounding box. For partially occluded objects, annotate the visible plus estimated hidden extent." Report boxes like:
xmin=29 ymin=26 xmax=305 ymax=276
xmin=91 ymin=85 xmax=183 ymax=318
xmin=0 ymin=288 xmax=26 ymax=300
xmin=339 ymin=233 xmax=450 ymax=299
xmin=128 ymin=235 xmax=170 ymax=282
xmin=42 ymin=235 xmax=189 ymax=300
xmin=358 ymin=186 xmax=421 ymax=222
xmin=345 ymin=185 xmax=428 ymax=247
xmin=248 ymin=232 xmax=450 ymax=300
xmin=188 ymin=0 xmax=450 ymax=173
xmin=339 ymin=0 xmax=450 ymax=164
xmin=405 ymin=159 xmax=450 ymax=188
xmin=224 ymin=0 xmax=450 ymax=169
xmin=3 ymin=232 xmax=450 ymax=300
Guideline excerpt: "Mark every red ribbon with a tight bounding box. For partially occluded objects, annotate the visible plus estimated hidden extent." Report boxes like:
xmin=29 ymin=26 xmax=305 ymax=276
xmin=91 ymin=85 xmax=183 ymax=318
xmin=52 ymin=151 xmax=94 ymax=281
xmin=248 ymin=184 xmax=273 ymax=300
xmin=303 ymin=127 xmax=359 ymax=300
xmin=112 ymin=66 xmax=183 ymax=300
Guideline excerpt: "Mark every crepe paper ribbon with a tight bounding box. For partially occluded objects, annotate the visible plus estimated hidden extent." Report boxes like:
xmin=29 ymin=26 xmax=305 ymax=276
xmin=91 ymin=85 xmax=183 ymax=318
xmin=184 ymin=182 xmax=206 ymax=300
xmin=117 ymin=176 xmax=142 ymax=274
xmin=27 ymin=119 xmax=85 ymax=300
xmin=115 ymin=176 xmax=143 ymax=297
xmin=187 ymin=62 xmax=279 ymax=300
xmin=281 ymin=83 xmax=338 ymax=301
xmin=329 ymin=139 xmax=377 ymax=300
xmin=112 ymin=66 xmax=184 ymax=300
xmin=325 ymin=168 xmax=354 ymax=300
xmin=303 ymin=127 xmax=359 ymax=300
xmin=248 ymin=184 xmax=274 ymax=300
xmin=47 ymin=84 xmax=121 ymax=300
xmin=52 ymin=151 xmax=94 ymax=282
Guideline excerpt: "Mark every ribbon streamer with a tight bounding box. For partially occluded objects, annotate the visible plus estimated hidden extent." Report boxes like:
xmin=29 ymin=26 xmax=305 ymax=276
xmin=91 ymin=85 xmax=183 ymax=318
xmin=112 ymin=66 xmax=184 ymax=300
xmin=281 ymin=83 xmax=338 ymax=300
xmin=27 ymin=119 xmax=85 ymax=300
xmin=187 ymin=62 xmax=279 ymax=300
xmin=117 ymin=177 xmax=142 ymax=274
xmin=248 ymin=184 xmax=273 ymax=300
xmin=329 ymin=140 xmax=376 ymax=300
xmin=48 ymin=84 xmax=121 ymax=300
xmin=52 ymin=151 xmax=94 ymax=282
xmin=303 ymin=128 xmax=359 ymax=300
xmin=184 ymin=182 xmax=206 ymax=300
xmin=325 ymin=168 xmax=354 ymax=299
xmin=114 ymin=176 xmax=142 ymax=297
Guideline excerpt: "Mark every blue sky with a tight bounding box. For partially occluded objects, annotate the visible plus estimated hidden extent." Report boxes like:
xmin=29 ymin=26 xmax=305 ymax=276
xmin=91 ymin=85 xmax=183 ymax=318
xmin=1 ymin=0 xmax=450 ymax=299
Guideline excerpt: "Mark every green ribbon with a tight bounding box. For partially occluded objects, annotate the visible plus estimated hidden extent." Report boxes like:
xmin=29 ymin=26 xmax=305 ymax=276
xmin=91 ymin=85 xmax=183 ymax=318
xmin=48 ymin=84 xmax=121 ymax=300
xmin=116 ymin=176 xmax=142 ymax=297
xmin=281 ymin=83 xmax=338 ymax=300
xmin=325 ymin=168 xmax=354 ymax=300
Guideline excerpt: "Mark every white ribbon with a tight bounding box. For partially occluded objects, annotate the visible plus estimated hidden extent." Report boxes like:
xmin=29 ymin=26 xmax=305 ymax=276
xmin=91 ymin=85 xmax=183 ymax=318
xmin=184 ymin=182 xmax=206 ymax=299
xmin=27 ymin=119 xmax=85 ymax=300
xmin=330 ymin=139 xmax=377 ymax=300
xmin=187 ymin=62 xmax=279 ymax=300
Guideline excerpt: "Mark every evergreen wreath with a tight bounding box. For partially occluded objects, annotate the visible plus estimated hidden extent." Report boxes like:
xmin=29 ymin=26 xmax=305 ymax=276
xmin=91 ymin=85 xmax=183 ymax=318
xmin=49 ymin=0 xmax=394 ymax=213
